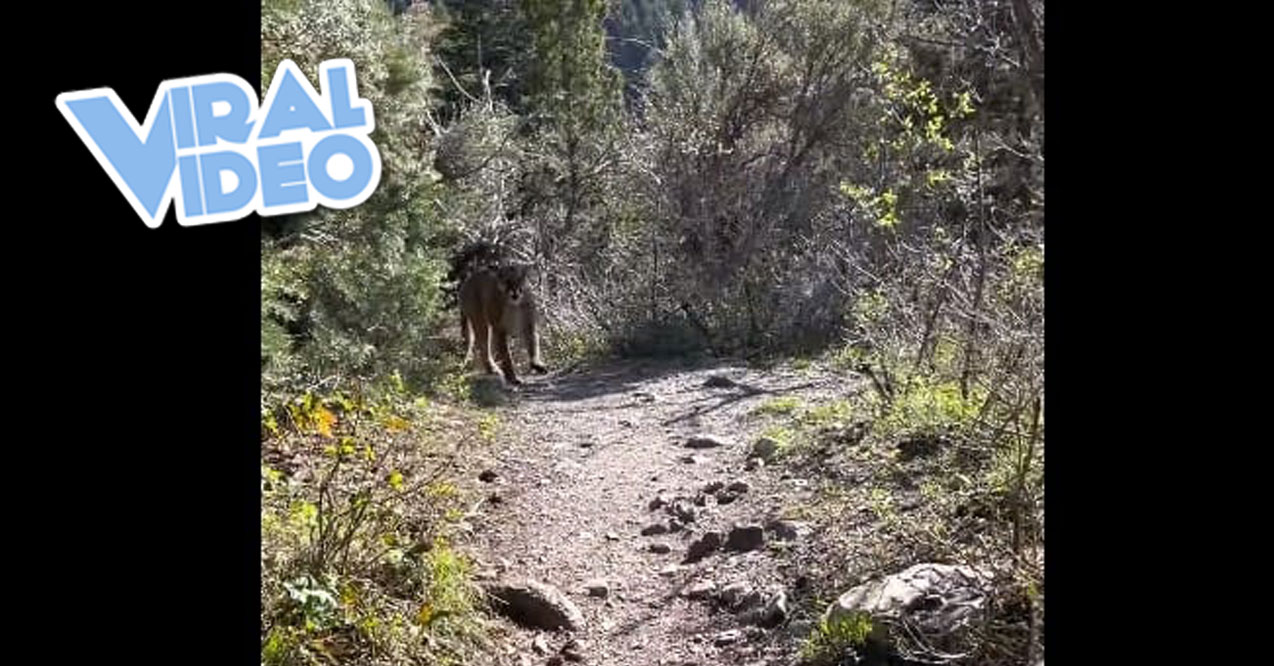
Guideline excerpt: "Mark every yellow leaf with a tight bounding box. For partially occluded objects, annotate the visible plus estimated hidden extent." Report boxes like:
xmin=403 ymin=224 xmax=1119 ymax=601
xmin=417 ymin=602 xmax=435 ymax=626
xmin=314 ymin=407 xmax=336 ymax=437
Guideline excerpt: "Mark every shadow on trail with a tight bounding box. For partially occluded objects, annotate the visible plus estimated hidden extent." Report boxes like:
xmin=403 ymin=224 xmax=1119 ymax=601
xmin=659 ymin=378 xmax=844 ymax=427
xmin=516 ymin=357 xmax=746 ymax=403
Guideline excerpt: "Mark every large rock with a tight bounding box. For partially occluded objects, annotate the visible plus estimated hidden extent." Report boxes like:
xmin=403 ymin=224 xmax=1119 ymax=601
xmin=487 ymin=580 xmax=585 ymax=631
xmin=825 ymin=563 xmax=989 ymax=659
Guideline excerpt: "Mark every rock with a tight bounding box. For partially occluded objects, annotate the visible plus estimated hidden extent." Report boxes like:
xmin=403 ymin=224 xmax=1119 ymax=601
xmin=533 ymin=635 xmax=551 ymax=654
xmin=659 ymin=565 xmax=683 ymax=577
xmin=685 ymin=435 xmax=732 ymax=449
xmin=478 ymin=469 xmax=498 ymax=483
xmin=750 ymin=437 xmax=781 ymax=461
xmin=486 ymin=580 xmax=585 ymax=631
xmin=704 ymin=375 xmax=736 ymax=388
xmin=726 ymin=480 xmax=750 ymax=494
xmin=713 ymin=629 xmax=743 ymax=646
xmin=668 ymin=518 xmax=684 ymax=532
xmin=742 ymin=588 xmax=788 ymax=627
xmin=715 ymin=492 xmax=739 ymax=505
xmin=824 ymin=563 xmax=989 ymax=658
xmin=671 ymin=501 xmax=698 ymax=524
xmin=693 ymin=493 xmax=708 ymax=507
xmin=650 ymin=543 xmax=672 ymax=554
xmin=679 ymin=454 xmax=702 ymax=464
xmin=717 ymin=581 xmax=753 ymax=607
xmin=682 ymin=580 xmax=717 ymax=599
xmin=649 ymin=494 xmax=671 ymax=511
xmin=684 ymin=531 xmax=723 ymax=563
xmin=765 ymin=520 xmax=807 ymax=542
xmin=641 ymin=523 xmax=670 ymax=536
xmin=703 ymin=481 xmax=724 ymax=493
xmin=725 ymin=525 xmax=765 ymax=552
xmin=737 ymin=588 xmax=765 ymax=611
xmin=744 ymin=457 xmax=765 ymax=471
xmin=561 ymin=639 xmax=586 ymax=662
xmin=546 ymin=657 xmax=564 ymax=666
xmin=605 ymin=532 xmax=620 ymax=541
xmin=584 ymin=579 xmax=610 ymax=598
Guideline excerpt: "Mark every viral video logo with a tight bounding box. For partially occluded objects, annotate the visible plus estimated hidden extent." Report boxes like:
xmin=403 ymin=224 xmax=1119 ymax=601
xmin=55 ymin=59 xmax=382 ymax=228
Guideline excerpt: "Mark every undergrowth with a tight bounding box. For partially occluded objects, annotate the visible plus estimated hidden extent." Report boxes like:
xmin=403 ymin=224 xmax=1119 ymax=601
xmin=260 ymin=379 xmax=498 ymax=665
xmin=766 ymin=345 xmax=1043 ymax=665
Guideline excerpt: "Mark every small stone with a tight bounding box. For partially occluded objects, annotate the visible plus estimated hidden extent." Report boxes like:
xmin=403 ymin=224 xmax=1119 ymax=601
xmin=585 ymin=579 xmax=610 ymax=598
xmin=725 ymin=525 xmax=765 ymax=552
xmin=685 ymin=435 xmax=731 ymax=449
xmin=713 ymin=629 xmax=743 ymax=646
xmin=533 ymin=635 xmax=551 ymax=654
xmin=619 ymin=419 xmax=634 ymax=428
xmin=704 ymin=375 xmax=736 ymax=388
xmin=641 ymin=523 xmax=670 ymax=536
xmin=650 ymin=542 xmax=672 ymax=554
xmin=679 ymin=454 xmax=702 ymax=464
xmin=718 ymin=581 xmax=753 ymax=607
xmin=605 ymin=532 xmax=620 ymax=541
xmin=703 ymin=481 xmax=724 ymax=493
xmin=671 ymin=501 xmax=697 ymax=523
xmin=715 ymin=492 xmax=738 ymax=505
xmin=488 ymin=492 xmax=504 ymax=506
xmin=743 ymin=589 xmax=788 ymax=627
xmin=668 ymin=518 xmax=684 ymax=532
xmin=682 ymin=580 xmax=717 ymax=599
xmin=649 ymin=494 xmax=671 ymax=511
xmin=765 ymin=520 xmax=807 ymax=542
xmin=659 ymin=565 xmax=682 ymax=577
xmin=726 ymin=480 xmax=750 ymax=494
xmin=744 ymin=458 xmax=765 ymax=471
xmin=562 ymin=639 xmax=586 ymax=662
xmin=684 ymin=531 xmax=723 ymax=563
xmin=479 ymin=469 xmax=498 ymax=482
xmin=750 ymin=437 xmax=781 ymax=461
xmin=579 ymin=439 xmax=595 ymax=448
xmin=693 ymin=494 xmax=708 ymax=506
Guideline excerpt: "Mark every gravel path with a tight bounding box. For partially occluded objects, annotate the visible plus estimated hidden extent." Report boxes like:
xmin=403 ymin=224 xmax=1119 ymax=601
xmin=464 ymin=358 xmax=857 ymax=666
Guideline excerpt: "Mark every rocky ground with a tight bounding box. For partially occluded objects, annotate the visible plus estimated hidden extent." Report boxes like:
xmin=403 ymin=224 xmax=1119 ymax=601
xmin=455 ymin=358 xmax=860 ymax=666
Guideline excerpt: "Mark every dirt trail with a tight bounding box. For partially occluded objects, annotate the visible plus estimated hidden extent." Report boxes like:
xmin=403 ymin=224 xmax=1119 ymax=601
xmin=464 ymin=358 xmax=857 ymax=666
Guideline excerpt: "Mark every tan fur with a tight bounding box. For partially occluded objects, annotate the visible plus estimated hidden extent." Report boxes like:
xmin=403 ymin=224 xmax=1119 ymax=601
xmin=459 ymin=265 xmax=547 ymax=385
